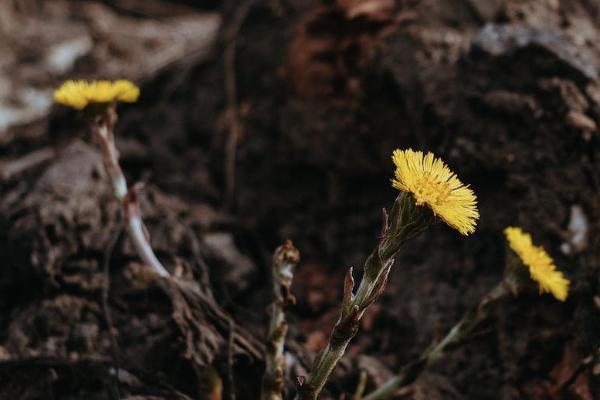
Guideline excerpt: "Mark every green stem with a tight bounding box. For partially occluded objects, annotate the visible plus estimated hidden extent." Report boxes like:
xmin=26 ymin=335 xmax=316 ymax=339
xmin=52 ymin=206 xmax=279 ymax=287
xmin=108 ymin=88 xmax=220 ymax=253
xmin=352 ymin=370 xmax=368 ymax=400
xmin=296 ymin=193 xmax=433 ymax=400
xmin=363 ymin=283 xmax=509 ymax=400
xmin=298 ymin=339 xmax=351 ymax=400
xmin=296 ymin=252 xmax=388 ymax=400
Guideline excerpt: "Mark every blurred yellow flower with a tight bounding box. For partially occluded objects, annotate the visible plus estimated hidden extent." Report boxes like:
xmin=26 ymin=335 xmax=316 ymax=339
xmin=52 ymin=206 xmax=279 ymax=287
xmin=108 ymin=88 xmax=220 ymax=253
xmin=54 ymin=80 xmax=140 ymax=110
xmin=391 ymin=149 xmax=479 ymax=235
xmin=504 ymin=227 xmax=569 ymax=301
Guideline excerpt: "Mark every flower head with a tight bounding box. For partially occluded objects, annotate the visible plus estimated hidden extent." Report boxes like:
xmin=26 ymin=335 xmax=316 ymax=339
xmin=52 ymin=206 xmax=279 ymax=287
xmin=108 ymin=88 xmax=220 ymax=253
xmin=504 ymin=227 xmax=569 ymax=301
xmin=54 ymin=80 xmax=140 ymax=110
xmin=391 ymin=149 xmax=479 ymax=235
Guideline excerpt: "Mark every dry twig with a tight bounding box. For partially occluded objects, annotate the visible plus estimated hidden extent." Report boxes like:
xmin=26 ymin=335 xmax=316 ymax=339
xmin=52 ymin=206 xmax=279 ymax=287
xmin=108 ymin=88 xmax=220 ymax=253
xmin=223 ymin=0 xmax=256 ymax=207
xmin=262 ymin=240 xmax=301 ymax=400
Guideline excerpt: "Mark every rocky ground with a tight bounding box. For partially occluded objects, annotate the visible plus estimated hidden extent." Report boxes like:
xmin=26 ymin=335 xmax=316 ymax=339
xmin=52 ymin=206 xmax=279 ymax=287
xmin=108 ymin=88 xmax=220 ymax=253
xmin=0 ymin=0 xmax=598 ymax=399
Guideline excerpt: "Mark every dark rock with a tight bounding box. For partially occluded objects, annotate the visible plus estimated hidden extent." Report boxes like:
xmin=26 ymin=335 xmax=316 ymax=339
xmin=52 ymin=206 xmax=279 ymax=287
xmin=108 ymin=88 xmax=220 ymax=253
xmin=472 ymin=23 xmax=598 ymax=81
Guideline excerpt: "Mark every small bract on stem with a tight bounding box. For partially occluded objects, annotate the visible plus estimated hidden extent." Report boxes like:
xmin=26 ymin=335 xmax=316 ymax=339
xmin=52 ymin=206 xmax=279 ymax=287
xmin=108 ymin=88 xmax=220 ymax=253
xmin=54 ymin=80 xmax=170 ymax=278
xmin=295 ymin=149 xmax=479 ymax=400
xmin=261 ymin=240 xmax=301 ymax=400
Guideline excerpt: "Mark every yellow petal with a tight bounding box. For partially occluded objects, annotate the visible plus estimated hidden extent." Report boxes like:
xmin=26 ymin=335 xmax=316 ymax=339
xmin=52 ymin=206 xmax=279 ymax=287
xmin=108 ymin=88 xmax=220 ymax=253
xmin=391 ymin=149 xmax=479 ymax=235
xmin=53 ymin=79 xmax=140 ymax=110
xmin=504 ymin=227 xmax=570 ymax=301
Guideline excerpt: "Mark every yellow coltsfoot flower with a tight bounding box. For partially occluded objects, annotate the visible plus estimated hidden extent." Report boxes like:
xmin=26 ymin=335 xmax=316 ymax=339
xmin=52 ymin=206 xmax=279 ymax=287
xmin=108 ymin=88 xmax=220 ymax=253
xmin=391 ymin=149 xmax=479 ymax=235
xmin=504 ymin=227 xmax=569 ymax=301
xmin=54 ymin=80 xmax=140 ymax=110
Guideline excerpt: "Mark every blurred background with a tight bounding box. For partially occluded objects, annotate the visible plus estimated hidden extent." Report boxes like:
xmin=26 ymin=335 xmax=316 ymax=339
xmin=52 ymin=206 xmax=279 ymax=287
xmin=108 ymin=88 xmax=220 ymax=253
xmin=0 ymin=0 xmax=598 ymax=399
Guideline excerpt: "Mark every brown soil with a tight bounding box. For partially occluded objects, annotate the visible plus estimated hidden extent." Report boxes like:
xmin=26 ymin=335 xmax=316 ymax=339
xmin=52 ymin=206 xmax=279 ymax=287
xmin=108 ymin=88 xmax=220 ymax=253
xmin=0 ymin=1 xmax=598 ymax=399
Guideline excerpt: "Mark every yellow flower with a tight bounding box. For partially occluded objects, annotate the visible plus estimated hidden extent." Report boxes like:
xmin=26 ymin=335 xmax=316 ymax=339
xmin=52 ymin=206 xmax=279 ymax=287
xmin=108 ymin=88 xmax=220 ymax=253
xmin=391 ymin=149 xmax=479 ymax=235
xmin=504 ymin=227 xmax=569 ymax=301
xmin=54 ymin=80 xmax=140 ymax=110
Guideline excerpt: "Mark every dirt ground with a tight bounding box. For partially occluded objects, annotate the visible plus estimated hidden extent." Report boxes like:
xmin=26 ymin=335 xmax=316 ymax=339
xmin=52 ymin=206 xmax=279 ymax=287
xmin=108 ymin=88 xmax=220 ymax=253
xmin=0 ymin=0 xmax=598 ymax=399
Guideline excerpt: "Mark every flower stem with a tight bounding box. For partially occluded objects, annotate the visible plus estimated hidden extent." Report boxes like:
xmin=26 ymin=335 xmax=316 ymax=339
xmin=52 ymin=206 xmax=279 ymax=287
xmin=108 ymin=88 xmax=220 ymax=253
xmin=295 ymin=252 xmax=386 ymax=400
xmin=262 ymin=240 xmax=300 ymax=400
xmin=352 ymin=370 xmax=368 ymax=400
xmin=296 ymin=194 xmax=433 ymax=400
xmin=362 ymin=283 xmax=509 ymax=400
xmin=126 ymin=215 xmax=170 ymax=277
xmin=92 ymin=107 xmax=170 ymax=278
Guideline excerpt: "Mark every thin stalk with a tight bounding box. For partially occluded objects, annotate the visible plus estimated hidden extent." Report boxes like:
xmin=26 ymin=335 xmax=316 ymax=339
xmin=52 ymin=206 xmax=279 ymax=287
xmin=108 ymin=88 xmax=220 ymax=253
xmin=296 ymin=194 xmax=433 ymax=400
xmin=352 ymin=370 xmax=368 ymax=400
xmin=125 ymin=215 xmax=170 ymax=277
xmin=92 ymin=107 xmax=169 ymax=278
xmin=262 ymin=240 xmax=300 ymax=400
xmin=362 ymin=283 xmax=509 ymax=400
xmin=296 ymin=253 xmax=390 ymax=400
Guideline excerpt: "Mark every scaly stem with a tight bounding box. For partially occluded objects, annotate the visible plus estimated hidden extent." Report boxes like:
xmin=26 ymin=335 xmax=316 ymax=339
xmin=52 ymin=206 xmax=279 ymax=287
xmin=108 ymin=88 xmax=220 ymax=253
xmin=296 ymin=193 xmax=434 ymax=400
xmin=362 ymin=283 xmax=509 ymax=400
xmin=92 ymin=107 xmax=169 ymax=278
xmin=262 ymin=240 xmax=300 ymax=400
xmin=296 ymin=251 xmax=390 ymax=400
